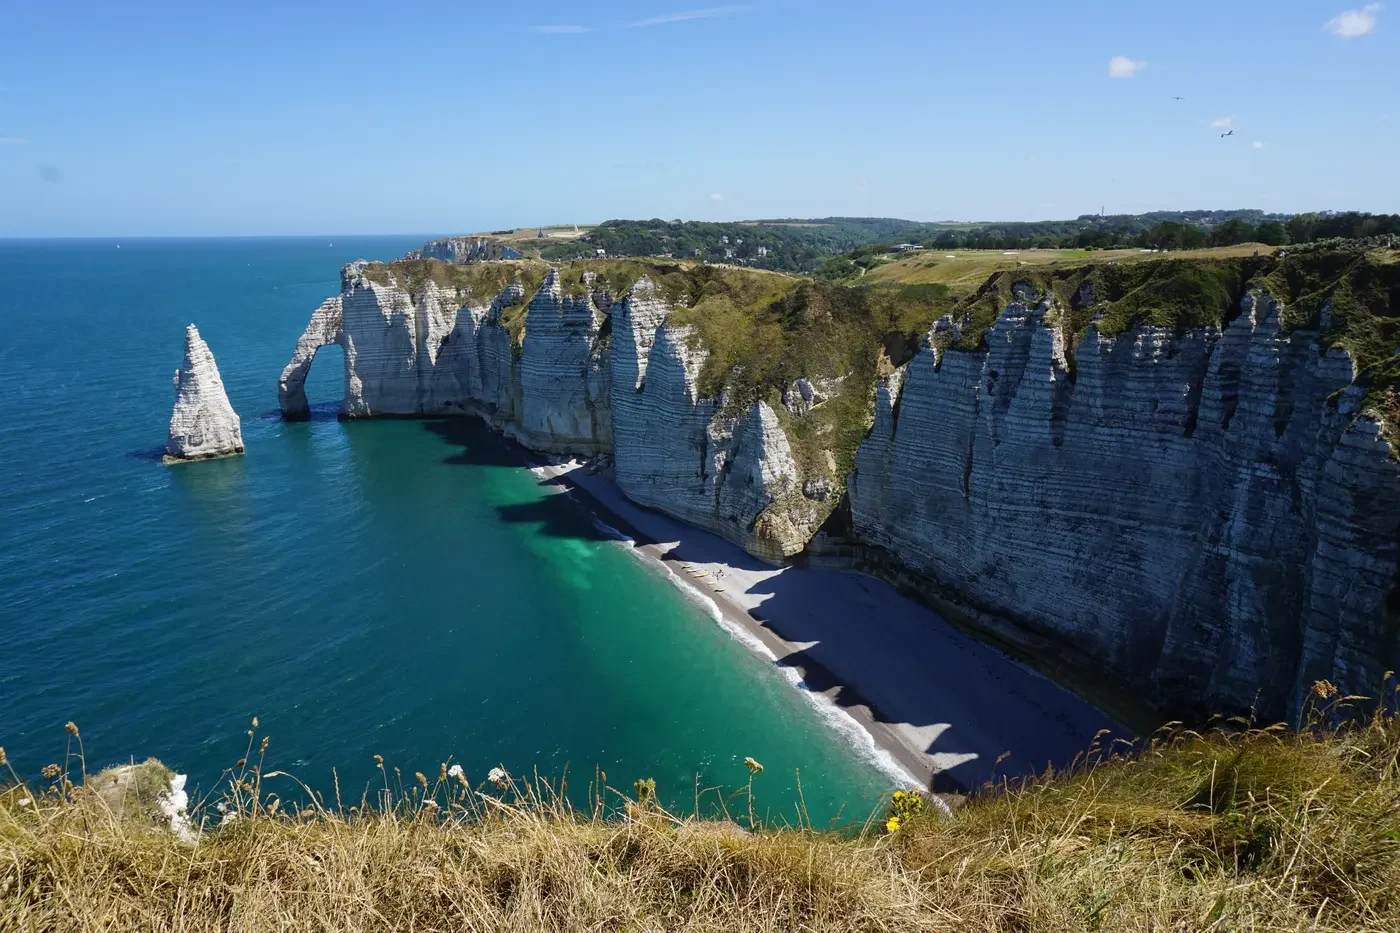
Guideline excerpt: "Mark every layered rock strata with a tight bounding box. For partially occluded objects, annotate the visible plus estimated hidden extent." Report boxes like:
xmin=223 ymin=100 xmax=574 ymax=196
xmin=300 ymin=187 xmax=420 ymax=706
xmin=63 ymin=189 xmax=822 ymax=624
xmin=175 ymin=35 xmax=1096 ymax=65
xmin=165 ymin=324 xmax=244 ymax=463
xmin=280 ymin=266 xmax=822 ymax=555
xmin=849 ymin=288 xmax=1400 ymax=719
xmin=609 ymin=280 xmax=819 ymax=558
xmin=282 ymin=260 xmax=1400 ymax=717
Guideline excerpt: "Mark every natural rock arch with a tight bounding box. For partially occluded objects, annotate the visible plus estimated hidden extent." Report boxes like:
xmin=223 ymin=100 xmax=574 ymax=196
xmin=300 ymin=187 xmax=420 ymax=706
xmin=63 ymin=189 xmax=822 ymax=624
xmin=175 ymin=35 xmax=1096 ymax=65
xmin=278 ymin=297 xmax=344 ymax=420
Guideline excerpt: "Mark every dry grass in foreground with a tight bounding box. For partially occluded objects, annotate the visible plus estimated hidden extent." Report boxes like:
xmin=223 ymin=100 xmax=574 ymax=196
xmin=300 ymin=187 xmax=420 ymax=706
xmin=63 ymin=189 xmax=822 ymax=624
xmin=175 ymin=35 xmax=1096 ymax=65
xmin=4 ymin=685 xmax=1400 ymax=932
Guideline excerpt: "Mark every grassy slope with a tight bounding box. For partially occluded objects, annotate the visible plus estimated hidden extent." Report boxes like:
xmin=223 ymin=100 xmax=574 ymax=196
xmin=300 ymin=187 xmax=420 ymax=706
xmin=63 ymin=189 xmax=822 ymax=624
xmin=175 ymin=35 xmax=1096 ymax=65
xmin=5 ymin=697 xmax=1400 ymax=931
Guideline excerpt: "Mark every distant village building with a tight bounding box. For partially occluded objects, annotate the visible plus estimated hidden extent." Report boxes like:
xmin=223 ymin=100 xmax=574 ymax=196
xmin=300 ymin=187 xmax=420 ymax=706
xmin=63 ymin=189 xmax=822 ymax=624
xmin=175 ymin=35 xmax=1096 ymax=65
xmin=693 ymin=248 xmax=703 ymax=257
xmin=888 ymin=243 xmax=924 ymax=253
xmin=724 ymin=248 xmax=735 ymax=259
xmin=595 ymin=248 xmax=607 ymax=258
xmin=756 ymin=246 xmax=768 ymax=257
xmin=720 ymin=236 xmax=729 ymax=245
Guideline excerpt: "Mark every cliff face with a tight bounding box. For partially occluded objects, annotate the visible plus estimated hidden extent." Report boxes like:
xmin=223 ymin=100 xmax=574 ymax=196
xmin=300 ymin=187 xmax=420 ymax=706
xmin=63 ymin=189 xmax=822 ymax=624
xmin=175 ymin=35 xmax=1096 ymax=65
xmin=280 ymin=265 xmax=820 ymax=556
xmin=278 ymin=262 xmax=539 ymax=439
xmin=849 ymin=287 xmax=1400 ymax=719
xmin=281 ymin=253 xmax=1400 ymax=719
xmin=610 ymin=284 xmax=816 ymax=558
xmin=513 ymin=271 xmax=610 ymax=454
xmin=166 ymin=324 xmax=244 ymax=463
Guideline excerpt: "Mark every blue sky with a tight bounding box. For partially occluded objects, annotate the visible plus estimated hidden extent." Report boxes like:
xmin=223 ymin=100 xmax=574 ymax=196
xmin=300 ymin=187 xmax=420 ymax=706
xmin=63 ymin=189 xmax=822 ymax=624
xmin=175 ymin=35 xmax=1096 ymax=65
xmin=1 ymin=1 xmax=1395 ymax=236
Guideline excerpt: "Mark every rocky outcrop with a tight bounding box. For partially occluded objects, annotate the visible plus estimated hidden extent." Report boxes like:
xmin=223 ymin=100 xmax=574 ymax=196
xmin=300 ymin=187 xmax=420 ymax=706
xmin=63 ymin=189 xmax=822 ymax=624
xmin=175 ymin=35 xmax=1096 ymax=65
xmin=513 ymin=271 xmax=610 ymax=454
xmin=281 ymin=258 xmax=1400 ymax=719
xmin=608 ymin=282 xmax=822 ymax=559
xmin=849 ymin=287 xmax=1400 ymax=720
xmin=281 ymin=266 xmax=828 ymax=556
xmin=277 ymin=297 xmax=343 ymax=419
xmin=278 ymin=264 xmax=609 ymax=454
xmin=165 ymin=324 xmax=244 ymax=463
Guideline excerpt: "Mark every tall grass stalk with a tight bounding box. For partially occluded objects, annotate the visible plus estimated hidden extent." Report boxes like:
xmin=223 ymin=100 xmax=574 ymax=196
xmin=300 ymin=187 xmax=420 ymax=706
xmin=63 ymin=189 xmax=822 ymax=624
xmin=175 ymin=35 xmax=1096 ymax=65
xmin=4 ymin=684 xmax=1400 ymax=931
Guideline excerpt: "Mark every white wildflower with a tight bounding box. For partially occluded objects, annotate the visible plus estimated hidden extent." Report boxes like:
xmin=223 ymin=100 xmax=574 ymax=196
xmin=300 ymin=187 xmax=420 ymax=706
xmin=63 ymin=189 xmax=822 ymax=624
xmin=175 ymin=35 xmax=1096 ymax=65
xmin=487 ymin=767 xmax=508 ymax=786
xmin=447 ymin=764 xmax=464 ymax=779
xmin=18 ymin=797 xmax=32 ymax=807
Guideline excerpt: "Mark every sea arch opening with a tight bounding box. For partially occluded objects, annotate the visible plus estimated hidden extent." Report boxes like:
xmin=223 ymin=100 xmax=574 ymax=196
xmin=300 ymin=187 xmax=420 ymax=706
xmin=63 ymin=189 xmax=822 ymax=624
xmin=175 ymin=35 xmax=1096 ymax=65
xmin=278 ymin=297 xmax=346 ymax=421
xmin=300 ymin=343 xmax=346 ymax=419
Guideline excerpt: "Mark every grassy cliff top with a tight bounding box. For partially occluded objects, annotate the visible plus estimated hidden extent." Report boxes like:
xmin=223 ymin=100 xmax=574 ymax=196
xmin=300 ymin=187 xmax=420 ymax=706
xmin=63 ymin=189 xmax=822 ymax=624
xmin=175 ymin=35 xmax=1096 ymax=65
xmin=358 ymin=258 xmax=549 ymax=301
xmin=5 ymin=697 xmax=1400 ymax=931
xmin=919 ymin=247 xmax=1398 ymax=366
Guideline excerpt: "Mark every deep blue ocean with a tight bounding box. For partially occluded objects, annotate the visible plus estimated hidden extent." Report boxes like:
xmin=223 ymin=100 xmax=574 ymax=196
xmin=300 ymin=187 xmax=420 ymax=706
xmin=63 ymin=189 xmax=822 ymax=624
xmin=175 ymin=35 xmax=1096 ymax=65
xmin=0 ymin=237 xmax=892 ymax=825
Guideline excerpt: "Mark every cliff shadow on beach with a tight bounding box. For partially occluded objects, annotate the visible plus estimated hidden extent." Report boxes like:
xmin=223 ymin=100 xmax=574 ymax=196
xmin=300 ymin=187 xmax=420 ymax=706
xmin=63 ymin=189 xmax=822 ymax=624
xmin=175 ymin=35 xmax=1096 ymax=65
xmin=520 ymin=458 xmax=1123 ymax=792
xmin=422 ymin=418 xmax=615 ymax=542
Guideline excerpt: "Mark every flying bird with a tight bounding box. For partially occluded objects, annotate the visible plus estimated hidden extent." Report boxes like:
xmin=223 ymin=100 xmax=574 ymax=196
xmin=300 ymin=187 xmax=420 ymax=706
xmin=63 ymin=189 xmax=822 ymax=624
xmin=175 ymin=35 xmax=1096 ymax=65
xmin=1173 ymin=96 xmax=1186 ymax=100
xmin=1220 ymin=129 xmax=1235 ymax=138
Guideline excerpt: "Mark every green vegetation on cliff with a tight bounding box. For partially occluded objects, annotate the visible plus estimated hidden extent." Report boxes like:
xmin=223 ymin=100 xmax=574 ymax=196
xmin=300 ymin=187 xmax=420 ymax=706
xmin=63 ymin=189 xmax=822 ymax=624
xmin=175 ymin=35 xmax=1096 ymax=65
xmin=360 ymin=258 xmax=550 ymax=308
xmin=6 ymin=694 xmax=1400 ymax=931
xmin=358 ymin=246 xmax=1399 ymax=481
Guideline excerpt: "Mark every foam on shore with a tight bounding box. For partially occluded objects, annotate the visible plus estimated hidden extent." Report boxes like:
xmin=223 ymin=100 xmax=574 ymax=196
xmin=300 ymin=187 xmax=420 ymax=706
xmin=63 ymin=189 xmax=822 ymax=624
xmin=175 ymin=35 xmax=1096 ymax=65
xmin=631 ymin=540 xmax=920 ymax=791
xmin=531 ymin=456 xmax=922 ymax=791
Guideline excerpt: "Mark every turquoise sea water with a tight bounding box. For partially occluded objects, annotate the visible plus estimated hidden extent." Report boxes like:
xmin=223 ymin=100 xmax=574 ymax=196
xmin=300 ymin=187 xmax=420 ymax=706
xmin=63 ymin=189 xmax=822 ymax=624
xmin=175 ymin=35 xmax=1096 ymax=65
xmin=0 ymin=237 xmax=893 ymax=825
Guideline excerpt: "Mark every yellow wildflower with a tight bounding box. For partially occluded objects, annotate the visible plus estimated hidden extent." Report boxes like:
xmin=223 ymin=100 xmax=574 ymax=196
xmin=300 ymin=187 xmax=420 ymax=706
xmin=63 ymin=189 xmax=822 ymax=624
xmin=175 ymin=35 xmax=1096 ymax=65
xmin=885 ymin=816 xmax=900 ymax=833
xmin=893 ymin=790 xmax=905 ymax=800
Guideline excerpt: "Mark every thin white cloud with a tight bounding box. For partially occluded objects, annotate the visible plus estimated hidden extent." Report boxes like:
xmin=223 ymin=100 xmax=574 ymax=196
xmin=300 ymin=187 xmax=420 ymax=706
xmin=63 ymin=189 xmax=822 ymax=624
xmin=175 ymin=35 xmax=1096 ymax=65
xmin=527 ymin=24 xmax=591 ymax=34
xmin=0 ymin=136 xmax=27 ymax=144
xmin=709 ymin=193 xmax=724 ymax=200
xmin=1325 ymin=3 xmax=1383 ymax=38
xmin=1108 ymin=55 xmax=1147 ymax=79
xmin=1211 ymin=116 xmax=1235 ymax=129
xmin=625 ymin=6 xmax=751 ymax=28
xmin=1251 ymin=141 xmax=1267 ymax=150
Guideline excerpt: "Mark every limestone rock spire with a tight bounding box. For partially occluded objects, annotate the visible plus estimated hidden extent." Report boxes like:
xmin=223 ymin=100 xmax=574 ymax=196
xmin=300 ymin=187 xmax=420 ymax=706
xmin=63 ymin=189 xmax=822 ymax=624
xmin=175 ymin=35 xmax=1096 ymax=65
xmin=164 ymin=324 xmax=245 ymax=463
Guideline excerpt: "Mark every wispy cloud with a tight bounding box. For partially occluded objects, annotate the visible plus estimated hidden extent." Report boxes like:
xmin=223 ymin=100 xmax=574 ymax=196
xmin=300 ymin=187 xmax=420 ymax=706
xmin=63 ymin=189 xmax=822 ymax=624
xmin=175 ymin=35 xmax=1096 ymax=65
xmin=1325 ymin=3 xmax=1383 ymax=38
xmin=1211 ymin=116 xmax=1235 ymax=129
xmin=625 ymin=6 xmax=751 ymax=28
xmin=527 ymin=24 xmax=591 ymax=34
xmin=1107 ymin=55 xmax=1147 ymax=79
xmin=0 ymin=136 xmax=27 ymax=144
xmin=709 ymin=193 xmax=724 ymax=200
xmin=1251 ymin=141 xmax=1267 ymax=150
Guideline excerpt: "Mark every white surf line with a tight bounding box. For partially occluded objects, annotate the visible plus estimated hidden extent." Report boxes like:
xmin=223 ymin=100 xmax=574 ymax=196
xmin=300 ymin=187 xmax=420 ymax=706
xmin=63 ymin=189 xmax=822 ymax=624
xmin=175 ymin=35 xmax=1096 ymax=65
xmin=638 ymin=547 xmax=921 ymax=792
xmin=529 ymin=458 xmax=923 ymax=792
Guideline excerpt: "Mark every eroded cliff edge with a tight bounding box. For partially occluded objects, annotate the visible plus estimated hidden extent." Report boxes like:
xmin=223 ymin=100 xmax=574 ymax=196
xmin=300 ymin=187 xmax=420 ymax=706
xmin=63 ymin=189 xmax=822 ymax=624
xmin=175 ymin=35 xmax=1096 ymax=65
xmin=280 ymin=249 xmax=1400 ymax=718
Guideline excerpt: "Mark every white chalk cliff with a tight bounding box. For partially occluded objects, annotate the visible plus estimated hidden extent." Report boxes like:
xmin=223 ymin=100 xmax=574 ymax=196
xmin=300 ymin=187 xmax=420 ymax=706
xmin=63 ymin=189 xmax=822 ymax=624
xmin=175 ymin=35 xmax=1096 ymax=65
xmin=281 ymin=258 xmax=1400 ymax=718
xmin=165 ymin=324 xmax=244 ymax=463
xmin=849 ymin=286 xmax=1400 ymax=720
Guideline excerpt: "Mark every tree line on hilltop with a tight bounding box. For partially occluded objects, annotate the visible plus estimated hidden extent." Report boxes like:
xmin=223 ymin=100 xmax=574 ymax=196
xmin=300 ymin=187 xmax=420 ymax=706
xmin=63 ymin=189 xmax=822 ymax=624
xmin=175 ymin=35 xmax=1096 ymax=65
xmin=531 ymin=212 xmax=1400 ymax=276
